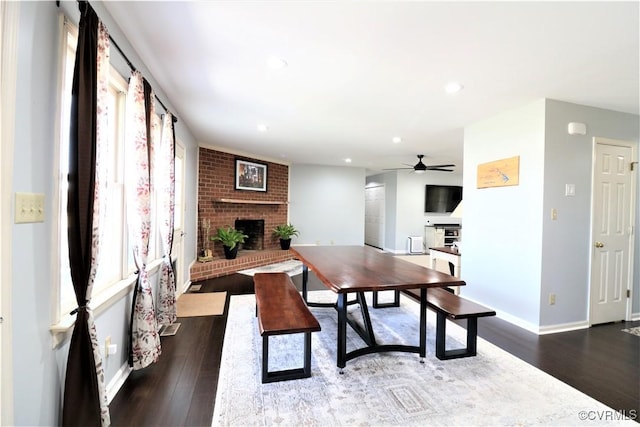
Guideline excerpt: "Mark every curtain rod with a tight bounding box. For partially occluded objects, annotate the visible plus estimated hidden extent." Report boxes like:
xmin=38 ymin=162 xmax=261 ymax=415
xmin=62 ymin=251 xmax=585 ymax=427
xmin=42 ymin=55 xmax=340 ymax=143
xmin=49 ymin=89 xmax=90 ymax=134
xmin=108 ymin=37 xmax=178 ymax=124
xmin=65 ymin=0 xmax=179 ymax=124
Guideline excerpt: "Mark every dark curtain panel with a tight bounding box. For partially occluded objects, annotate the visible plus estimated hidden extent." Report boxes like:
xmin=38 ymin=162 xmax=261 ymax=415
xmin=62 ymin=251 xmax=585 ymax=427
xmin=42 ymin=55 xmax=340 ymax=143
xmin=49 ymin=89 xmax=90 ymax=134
xmin=62 ymin=2 xmax=102 ymax=425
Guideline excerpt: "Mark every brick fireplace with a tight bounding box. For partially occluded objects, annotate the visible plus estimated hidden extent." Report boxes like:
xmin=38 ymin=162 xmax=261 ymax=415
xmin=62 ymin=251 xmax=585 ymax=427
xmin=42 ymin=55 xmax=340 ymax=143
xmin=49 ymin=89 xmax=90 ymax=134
xmin=192 ymin=148 xmax=291 ymax=281
xmin=235 ymin=219 xmax=264 ymax=250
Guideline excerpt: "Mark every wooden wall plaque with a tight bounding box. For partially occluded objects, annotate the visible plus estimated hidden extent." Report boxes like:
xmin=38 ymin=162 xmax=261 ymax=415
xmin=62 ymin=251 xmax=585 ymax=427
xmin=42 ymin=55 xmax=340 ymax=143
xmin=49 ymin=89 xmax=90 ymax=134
xmin=477 ymin=156 xmax=520 ymax=188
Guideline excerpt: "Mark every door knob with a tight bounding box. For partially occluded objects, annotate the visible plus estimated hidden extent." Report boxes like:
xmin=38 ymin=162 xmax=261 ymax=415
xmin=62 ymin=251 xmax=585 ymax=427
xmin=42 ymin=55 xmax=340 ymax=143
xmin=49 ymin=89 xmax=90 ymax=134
xmin=594 ymin=242 xmax=604 ymax=248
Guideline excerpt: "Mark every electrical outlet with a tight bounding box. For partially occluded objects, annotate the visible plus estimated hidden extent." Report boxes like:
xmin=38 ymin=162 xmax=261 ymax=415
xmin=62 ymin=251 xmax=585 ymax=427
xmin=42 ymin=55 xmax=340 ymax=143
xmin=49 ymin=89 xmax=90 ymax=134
xmin=551 ymin=208 xmax=558 ymax=220
xmin=105 ymin=336 xmax=111 ymax=357
xmin=549 ymin=294 xmax=556 ymax=305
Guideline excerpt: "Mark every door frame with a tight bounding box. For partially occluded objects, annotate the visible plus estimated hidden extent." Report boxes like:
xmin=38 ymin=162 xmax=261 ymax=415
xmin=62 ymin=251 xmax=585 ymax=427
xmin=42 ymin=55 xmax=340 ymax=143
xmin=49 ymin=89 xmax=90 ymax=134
xmin=588 ymin=137 xmax=637 ymax=324
xmin=173 ymin=140 xmax=187 ymax=294
xmin=1 ymin=1 xmax=19 ymax=424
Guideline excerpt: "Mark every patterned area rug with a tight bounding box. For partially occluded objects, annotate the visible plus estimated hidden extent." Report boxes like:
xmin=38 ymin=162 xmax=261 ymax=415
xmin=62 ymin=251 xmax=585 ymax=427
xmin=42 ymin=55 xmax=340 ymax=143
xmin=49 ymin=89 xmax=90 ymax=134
xmin=622 ymin=326 xmax=640 ymax=337
xmin=212 ymin=291 xmax=635 ymax=426
xmin=238 ymin=259 xmax=303 ymax=277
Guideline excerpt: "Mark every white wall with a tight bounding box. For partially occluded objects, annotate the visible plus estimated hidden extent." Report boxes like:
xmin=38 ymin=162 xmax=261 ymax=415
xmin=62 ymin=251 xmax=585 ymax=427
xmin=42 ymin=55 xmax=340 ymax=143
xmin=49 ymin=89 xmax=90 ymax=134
xmin=8 ymin=2 xmax=200 ymax=425
xmin=464 ymin=98 xmax=639 ymax=332
xmin=541 ymin=99 xmax=639 ymax=325
xmin=12 ymin=3 xmax=60 ymax=423
xmin=290 ymin=164 xmax=365 ymax=245
xmin=463 ymin=99 xmax=546 ymax=329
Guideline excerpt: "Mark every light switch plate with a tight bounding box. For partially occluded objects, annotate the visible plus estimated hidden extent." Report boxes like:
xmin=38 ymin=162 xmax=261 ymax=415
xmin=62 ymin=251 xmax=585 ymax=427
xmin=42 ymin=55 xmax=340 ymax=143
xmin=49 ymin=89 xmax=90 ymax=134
xmin=15 ymin=192 xmax=45 ymax=223
xmin=565 ymin=184 xmax=575 ymax=196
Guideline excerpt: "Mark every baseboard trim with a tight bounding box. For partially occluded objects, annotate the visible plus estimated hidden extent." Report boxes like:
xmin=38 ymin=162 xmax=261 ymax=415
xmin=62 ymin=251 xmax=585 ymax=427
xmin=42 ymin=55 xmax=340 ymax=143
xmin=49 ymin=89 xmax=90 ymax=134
xmin=495 ymin=310 xmax=589 ymax=335
xmin=493 ymin=310 xmax=541 ymax=334
xmin=383 ymin=247 xmax=405 ymax=254
xmin=538 ymin=320 xmax=590 ymax=335
xmin=106 ymin=362 xmax=132 ymax=403
xmin=182 ymin=279 xmax=192 ymax=294
xmin=456 ymin=292 xmax=594 ymax=335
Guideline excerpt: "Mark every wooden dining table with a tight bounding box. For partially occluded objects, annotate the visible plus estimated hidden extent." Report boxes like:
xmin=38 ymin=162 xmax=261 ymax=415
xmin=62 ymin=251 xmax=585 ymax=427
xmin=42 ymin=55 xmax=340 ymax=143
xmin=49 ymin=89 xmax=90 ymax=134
xmin=290 ymin=245 xmax=466 ymax=370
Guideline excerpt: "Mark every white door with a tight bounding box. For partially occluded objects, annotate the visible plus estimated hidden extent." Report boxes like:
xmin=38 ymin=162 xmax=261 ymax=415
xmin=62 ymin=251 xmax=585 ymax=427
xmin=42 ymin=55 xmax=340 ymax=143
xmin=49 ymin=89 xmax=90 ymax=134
xmin=589 ymin=138 xmax=636 ymax=325
xmin=365 ymin=185 xmax=385 ymax=249
xmin=173 ymin=142 xmax=186 ymax=295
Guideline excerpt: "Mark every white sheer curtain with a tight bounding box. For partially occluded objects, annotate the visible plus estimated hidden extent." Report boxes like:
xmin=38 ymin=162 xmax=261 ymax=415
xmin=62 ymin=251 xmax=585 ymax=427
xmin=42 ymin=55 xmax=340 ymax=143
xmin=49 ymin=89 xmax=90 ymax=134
xmin=156 ymin=112 xmax=177 ymax=325
xmin=125 ymin=71 xmax=161 ymax=370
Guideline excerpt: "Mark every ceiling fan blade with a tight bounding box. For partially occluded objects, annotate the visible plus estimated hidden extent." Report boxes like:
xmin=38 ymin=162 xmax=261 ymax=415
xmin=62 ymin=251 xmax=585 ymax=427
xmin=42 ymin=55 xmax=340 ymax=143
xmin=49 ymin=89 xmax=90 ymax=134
xmin=425 ymin=164 xmax=455 ymax=169
xmin=383 ymin=156 xmax=455 ymax=173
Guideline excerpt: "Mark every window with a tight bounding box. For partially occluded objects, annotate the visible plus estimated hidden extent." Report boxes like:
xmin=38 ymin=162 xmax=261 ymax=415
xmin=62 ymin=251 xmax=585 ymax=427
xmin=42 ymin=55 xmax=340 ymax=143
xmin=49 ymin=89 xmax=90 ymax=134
xmin=57 ymin=19 xmax=77 ymax=315
xmin=92 ymin=69 xmax=128 ymax=290
xmin=55 ymin=18 xmax=166 ymax=320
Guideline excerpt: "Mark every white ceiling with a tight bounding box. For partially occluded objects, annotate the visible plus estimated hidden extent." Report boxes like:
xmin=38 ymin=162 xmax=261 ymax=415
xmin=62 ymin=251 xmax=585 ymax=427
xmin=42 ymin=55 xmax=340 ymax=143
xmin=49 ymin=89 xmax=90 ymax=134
xmin=102 ymin=1 xmax=639 ymax=175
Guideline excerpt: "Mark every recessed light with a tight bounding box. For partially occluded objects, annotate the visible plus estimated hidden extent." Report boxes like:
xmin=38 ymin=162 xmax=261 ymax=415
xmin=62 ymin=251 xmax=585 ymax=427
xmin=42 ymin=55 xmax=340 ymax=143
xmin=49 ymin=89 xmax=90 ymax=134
xmin=267 ymin=56 xmax=288 ymax=70
xmin=257 ymin=124 xmax=269 ymax=132
xmin=344 ymin=158 xmax=352 ymax=163
xmin=445 ymin=82 xmax=464 ymax=94
xmin=392 ymin=137 xmax=402 ymax=144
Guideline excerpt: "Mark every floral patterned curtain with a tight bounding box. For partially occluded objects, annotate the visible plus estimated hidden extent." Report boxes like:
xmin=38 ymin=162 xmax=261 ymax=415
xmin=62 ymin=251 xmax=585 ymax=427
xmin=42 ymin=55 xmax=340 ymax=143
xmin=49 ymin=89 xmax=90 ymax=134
xmin=156 ymin=112 xmax=177 ymax=325
xmin=125 ymin=71 xmax=161 ymax=369
xmin=62 ymin=2 xmax=111 ymax=425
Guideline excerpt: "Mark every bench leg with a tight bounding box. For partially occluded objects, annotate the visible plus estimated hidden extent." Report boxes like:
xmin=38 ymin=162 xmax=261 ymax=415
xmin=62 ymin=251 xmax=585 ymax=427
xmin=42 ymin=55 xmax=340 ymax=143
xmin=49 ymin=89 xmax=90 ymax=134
xmin=261 ymin=332 xmax=313 ymax=383
xmin=435 ymin=314 xmax=479 ymax=360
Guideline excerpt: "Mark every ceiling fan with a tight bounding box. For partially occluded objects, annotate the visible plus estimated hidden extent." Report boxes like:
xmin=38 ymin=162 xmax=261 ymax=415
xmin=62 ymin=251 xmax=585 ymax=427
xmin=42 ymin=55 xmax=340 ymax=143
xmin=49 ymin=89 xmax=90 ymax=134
xmin=384 ymin=155 xmax=455 ymax=173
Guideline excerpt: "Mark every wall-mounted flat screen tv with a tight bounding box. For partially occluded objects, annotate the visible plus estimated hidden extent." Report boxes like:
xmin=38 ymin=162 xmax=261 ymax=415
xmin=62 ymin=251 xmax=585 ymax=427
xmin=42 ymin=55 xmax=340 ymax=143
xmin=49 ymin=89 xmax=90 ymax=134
xmin=425 ymin=185 xmax=462 ymax=213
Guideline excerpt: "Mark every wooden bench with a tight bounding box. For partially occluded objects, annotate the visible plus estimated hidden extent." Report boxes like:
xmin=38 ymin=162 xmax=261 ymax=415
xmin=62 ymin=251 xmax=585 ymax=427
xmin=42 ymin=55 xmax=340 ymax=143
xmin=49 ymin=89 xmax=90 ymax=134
xmin=254 ymin=272 xmax=321 ymax=383
xmin=404 ymin=288 xmax=496 ymax=360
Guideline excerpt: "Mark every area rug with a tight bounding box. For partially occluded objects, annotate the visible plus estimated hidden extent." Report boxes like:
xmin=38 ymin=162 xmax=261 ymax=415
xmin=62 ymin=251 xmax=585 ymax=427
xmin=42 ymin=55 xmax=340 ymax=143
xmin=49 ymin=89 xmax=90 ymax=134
xmin=621 ymin=326 xmax=640 ymax=337
xmin=176 ymin=291 xmax=226 ymax=317
xmin=238 ymin=259 xmax=303 ymax=277
xmin=212 ymin=291 xmax=635 ymax=426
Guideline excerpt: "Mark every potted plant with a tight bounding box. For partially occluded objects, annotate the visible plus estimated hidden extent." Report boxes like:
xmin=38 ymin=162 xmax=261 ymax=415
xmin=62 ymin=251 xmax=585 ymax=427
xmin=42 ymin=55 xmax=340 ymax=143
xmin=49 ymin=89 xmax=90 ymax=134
xmin=273 ymin=223 xmax=299 ymax=250
xmin=210 ymin=226 xmax=248 ymax=259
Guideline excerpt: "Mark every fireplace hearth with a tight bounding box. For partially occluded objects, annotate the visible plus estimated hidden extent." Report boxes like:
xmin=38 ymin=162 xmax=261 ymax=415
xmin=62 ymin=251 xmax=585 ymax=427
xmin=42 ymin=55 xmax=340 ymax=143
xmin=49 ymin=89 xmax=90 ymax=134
xmin=235 ymin=219 xmax=264 ymax=251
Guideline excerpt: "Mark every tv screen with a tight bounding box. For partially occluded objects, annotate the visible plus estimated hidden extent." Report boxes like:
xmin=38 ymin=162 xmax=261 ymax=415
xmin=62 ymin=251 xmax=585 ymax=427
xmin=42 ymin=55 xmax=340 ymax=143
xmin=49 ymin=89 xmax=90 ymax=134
xmin=425 ymin=185 xmax=462 ymax=213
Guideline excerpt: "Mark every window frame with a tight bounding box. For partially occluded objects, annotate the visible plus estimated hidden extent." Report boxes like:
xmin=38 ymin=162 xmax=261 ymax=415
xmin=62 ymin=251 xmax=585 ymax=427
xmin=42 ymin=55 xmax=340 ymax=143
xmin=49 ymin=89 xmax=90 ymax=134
xmin=51 ymin=17 xmax=168 ymax=342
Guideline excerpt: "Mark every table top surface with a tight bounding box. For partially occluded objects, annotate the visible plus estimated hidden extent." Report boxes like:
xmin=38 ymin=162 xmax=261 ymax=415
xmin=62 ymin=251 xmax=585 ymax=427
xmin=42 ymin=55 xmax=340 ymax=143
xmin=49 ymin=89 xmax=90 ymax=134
xmin=290 ymin=245 xmax=466 ymax=293
xmin=429 ymin=246 xmax=461 ymax=256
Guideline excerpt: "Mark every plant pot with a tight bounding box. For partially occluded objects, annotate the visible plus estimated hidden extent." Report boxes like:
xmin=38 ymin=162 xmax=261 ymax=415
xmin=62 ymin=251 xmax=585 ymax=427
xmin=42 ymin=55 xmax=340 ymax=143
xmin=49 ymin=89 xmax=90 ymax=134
xmin=279 ymin=238 xmax=292 ymax=250
xmin=223 ymin=245 xmax=239 ymax=259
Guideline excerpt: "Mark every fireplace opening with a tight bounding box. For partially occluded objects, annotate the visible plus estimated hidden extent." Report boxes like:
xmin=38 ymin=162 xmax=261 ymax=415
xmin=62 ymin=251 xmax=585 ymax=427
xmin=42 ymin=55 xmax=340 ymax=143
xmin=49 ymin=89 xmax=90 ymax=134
xmin=235 ymin=219 xmax=264 ymax=251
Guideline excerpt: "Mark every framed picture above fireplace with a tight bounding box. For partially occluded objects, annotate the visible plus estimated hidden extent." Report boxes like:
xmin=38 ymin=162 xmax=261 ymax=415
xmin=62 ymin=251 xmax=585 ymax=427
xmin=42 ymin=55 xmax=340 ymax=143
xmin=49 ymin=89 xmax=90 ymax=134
xmin=235 ymin=159 xmax=267 ymax=192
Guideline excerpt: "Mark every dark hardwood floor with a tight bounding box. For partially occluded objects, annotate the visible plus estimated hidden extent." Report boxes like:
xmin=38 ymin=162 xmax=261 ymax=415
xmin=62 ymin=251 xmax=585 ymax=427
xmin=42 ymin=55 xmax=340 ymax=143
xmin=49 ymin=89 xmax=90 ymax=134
xmin=109 ymin=272 xmax=640 ymax=426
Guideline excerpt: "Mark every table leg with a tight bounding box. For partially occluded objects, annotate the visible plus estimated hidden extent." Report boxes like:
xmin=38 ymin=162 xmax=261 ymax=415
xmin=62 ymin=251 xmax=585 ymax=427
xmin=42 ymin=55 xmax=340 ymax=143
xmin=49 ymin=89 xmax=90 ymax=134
xmin=302 ymin=264 xmax=309 ymax=302
xmin=419 ymin=288 xmax=427 ymax=362
xmin=337 ymin=293 xmax=347 ymax=372
xmin=356 ymin=292 xmax=376 ymax=346
xmin=372 ymin=290 xmax=400 ymax=308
